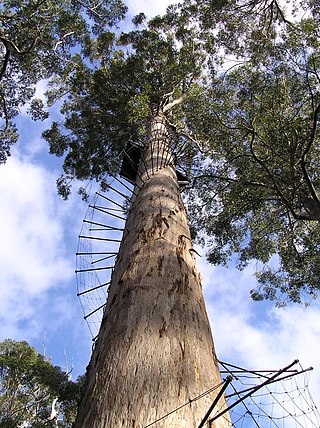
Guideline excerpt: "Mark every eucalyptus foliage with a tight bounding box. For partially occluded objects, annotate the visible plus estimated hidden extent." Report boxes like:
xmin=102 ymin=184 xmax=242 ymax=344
xmin=0 ymin=339 xmax=84 ymax=427
xmin=43 ymin=8 xmax=208 ymax=199
xmin=181 ymin=0 xmax=320 ymax=305
xmin=40 ymin=0 xmax=320 ymax=304
xmin=0 ymin=0 xmax=126 ymax=163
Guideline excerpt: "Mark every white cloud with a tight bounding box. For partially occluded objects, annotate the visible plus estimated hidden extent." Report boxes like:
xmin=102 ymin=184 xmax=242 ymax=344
xmin=125 ymin=0 xmax=178 ymax=18
xmin=34 ymin=79 xmax=48 ymax=101
xmin=0 ymin=154 xmax=80 ymax=341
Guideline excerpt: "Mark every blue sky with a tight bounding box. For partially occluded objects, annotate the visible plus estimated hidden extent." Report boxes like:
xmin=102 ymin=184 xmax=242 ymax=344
xmin=0 ymin=0 xmax=319 ymax=424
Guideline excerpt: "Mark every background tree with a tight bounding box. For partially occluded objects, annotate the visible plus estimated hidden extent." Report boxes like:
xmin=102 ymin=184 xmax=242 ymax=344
xmin=0 ymin=339 xmax=84 ymax=427
xmin=0 ymin=0 xmax=126 ymax=164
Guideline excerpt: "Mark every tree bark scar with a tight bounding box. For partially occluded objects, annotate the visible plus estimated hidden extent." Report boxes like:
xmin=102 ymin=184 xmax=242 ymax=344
xmin=159 ymin=320 xmax=167 ymax=338
xmin=169 ymin=205 xmax=180 ymax=218
xmin=118 ymin=264 xmax=130 ymax=284
xmin=176 ymin=249 xmax=185 ymax=267
xmin=184 ymin=273 xmax=189 ymax=288
xmin=176 ymin=235 xmax=189 ymax=267
xmin=162 ymin=216 xmax=169 ymax=228
xmin=138 ymin=229 xmax=147 ymax=244
xmin=178 ymin=234 xmax=190 ymax=254
xmin=168 ymin=278 xmax=187 ymax=296
xmin=147 ymin=210 xmax=170 ymax=239
xmin=194 ymin=364 xmax=201 ymax=387
xmin=122 ymin=287 xmax=131 ymax=299
xmin=157 ymin=255 xmax=164 ymax=276
xmin=212 ymin=347 xmax=218 ymax=365
xmin=179 ymin=340 xmax=185 ymax=358
xmin=110 ymin=294 xmax=117 ymax=306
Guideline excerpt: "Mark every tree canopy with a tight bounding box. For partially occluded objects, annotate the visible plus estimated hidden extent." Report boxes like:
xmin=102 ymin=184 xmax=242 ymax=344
xmin=0 ymin=0 xmax=126 ymax=163
xmin=42 ymin=8 xmax=208 ymax=198
xmin=3 ymin=0 xmax=320 ymax=305
xmin=0 ymin=339 xmax=84 ymax=427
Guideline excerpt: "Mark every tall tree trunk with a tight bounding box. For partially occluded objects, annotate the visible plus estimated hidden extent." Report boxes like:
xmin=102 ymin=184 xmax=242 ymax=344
xmin=74 ymin=115 xmax=231 ymax=428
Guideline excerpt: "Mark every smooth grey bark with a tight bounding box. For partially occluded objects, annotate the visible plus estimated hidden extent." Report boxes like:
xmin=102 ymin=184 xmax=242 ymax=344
xmin=74 ymin=115 xmax=231 ymax=427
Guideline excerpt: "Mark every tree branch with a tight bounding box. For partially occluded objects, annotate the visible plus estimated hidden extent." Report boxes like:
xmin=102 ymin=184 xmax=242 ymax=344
xmin=0 ymin=14 xmax=15 ymax=20
xmin=54 ymin=32 xmax=75 ymax=51
xmin=311 ymin=55 xmax=320 ymax=85
xmin=0 ymin=36 xmax=39 ymax=55
xmin=303 ymin=101 xmax=320 ymax=158
xmin=167 ymin=120 xmax=209 ymax=153
xmin=0 ymin=34 xmax=39 ymax=86
xmin=0 ymin=40 xmax=10 ymax=82
xmin=30 ymin=0 xmax=48 ymax=17
xmin=272 ymin=0 xmax=295 ymax=26
xmin=249 ymin=128 xmax=305 ymax=220
xmin=74 ymin=0 xmax=104 ymax=18
xmin=163 ymin=93 xmax=187 ymax=113
xmin=0 ymin=92 xmax=9 ymax=128
xmin=299 ymin=101 xmax=320 ymax=215
xmin=180 ymin=130 xmax=208 ymax=153
xmin=212 ymin=108 xmax=251 ymax=132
